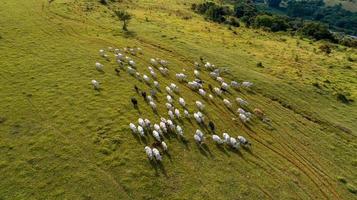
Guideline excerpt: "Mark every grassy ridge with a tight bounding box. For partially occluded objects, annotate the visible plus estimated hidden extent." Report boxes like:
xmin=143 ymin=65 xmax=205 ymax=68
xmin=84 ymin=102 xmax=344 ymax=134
xmin=0 ymin=0 xmax=356 ymax=199
xmin=325 ymin=0 xmax=357 ymax=12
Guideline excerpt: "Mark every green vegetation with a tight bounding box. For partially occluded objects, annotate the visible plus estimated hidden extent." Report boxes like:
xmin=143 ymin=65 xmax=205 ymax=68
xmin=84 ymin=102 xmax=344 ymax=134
xmin=265 ymin=0 xmax=282 ymax=8
xmin=114 ymin=10 xmax=132 ymax=31
xmin=285 ymin=0 xmax=357 ymax=35
xmin=0 ymin=0 xmax=356 ymax=199
xmin=193 ymin=1 xmax=357 ymax=47
xmin=253 ymin=14 xmax=289 ymax=32
xmin=299 ymin=22 xmax=335 ymax=41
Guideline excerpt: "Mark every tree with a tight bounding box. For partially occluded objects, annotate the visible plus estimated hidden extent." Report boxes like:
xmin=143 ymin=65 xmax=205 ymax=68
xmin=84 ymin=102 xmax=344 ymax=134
xmin=233 ymin=1 xmax=258 ymax=18
xmin=254 ymin=14 xmax=289 ymax=32
xmin=115 ymin=10 xmax=132 ymax=31
xmin=286 ymin=0 xmax=324 ymax=18
xmin=205 ymin=5 xmax=229 ymax=23
xmin=299 ymin=22 xmax=334 ymax=41
xmin=264 ymin=0 xmax=281 ymax=8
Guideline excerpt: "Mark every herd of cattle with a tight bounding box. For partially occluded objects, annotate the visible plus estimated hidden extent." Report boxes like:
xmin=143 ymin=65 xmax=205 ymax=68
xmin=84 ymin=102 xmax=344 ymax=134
xmin=91 ymin=47 xmax=269 ymax=163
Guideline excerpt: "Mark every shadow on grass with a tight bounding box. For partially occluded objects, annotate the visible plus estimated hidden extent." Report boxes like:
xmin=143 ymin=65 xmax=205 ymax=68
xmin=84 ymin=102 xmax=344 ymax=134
xmin=196 ymin=143 xmax=213 ymax=158
xmin=243 ymin=123 xmax=254 ymax=132
xmin=179 ymin=137 xmax=190 ymax=150
xmin=164 ymin=151 xmax=173 ymax=162
xmin=242 ymin=145 xmax=253 ymax=155
xmin=135 ymin=106 xmax=142 ymax=115
xmin=149 ymin=160 xmax=168 ymax=177
xmin=153 ymin=109 xmax=159 ymax=116
xmin=186 ymin=118 xmax=193 ymax=125
xmin=216 ymin=144 xmax=230 ymax=157
xmin=130 ymin=132 xmax=141 ymax=144
xmin=227 ymin=147 xmax=245 ymax=159
xmin=122 ymin=30 xmax=137 ymax=38
xmin=139 ymin=135 xmax=148 ymax=144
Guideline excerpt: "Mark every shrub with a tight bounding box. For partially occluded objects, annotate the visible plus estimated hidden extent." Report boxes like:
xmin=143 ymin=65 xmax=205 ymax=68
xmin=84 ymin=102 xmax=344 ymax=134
xmin=254 ymin=14 xmax=289 ymax=32
xmin=286 ymin=0 xmax=324 ymax=18
xmin=256 ymin=62 xmax=264 ymax=68
xmin=192 ymin=2 xmax=231 ymax=23
xmin=205 ymin=5 xmax=228 ymax=23
xmin=298 ymin=22 xmax=335 ymax=41
xmin=99 ymin=0 xmax=108 ymax=5
xmin=319 ymin=44 xmax=332 ymax=54
xmin=234 ymin=1 xmax=258 ymax=18
xmin=265 ymin=0 xmax=282 ymax=8
xmin=192 ymin=2 xmax=216 ymax=14
xmin=336 ymin=93 xmax=351 ymax=104
xmin=347 ymin=184 xmax=357 ymax=194
xmin=337 ymin=36 xmax=357 ymax=48
xmin=227 ymin=16 xmax=240 ymax=27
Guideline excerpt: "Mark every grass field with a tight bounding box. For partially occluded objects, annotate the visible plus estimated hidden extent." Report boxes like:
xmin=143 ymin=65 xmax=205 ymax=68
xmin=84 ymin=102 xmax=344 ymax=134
xmin=325 ymin=0 xmax=357 ymax=12
xmin=0 ymin=0 xmax=356 ymax=199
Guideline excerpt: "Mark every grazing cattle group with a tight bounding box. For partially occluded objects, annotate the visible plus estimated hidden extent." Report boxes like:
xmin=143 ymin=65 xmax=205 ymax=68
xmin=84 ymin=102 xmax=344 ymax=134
xmin=91 ymin=46 xmax=267 ymax=164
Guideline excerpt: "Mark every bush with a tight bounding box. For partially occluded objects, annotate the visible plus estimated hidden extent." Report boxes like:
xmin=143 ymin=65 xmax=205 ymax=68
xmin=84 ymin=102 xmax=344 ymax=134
xmin=336 ymin=93 xmax=351 ymax=104
xmin=205 ymin=5 xmax=229 ymax=23
xmin=298 ymin=22 xmax=335 ymax=41
xmin=227 ymin=17 xmax=240 ymax=27
xmin=256 ymin=62 xmax=264 ymax=68
xmin=337 ymin=36 xmax=357 ymax=48
xmin=286 ymin=0 xmax=324 ymax=18
xmin=234 ymin=1 xmax=258 ymax=18
xmin=319 ymin=44 xmax=332 ymax=54
xmin=99 ymin=0 xmax=108 ymax=5
xmin=192 ymin=2 xmax=231 ymax=23
xmin=192 ymin=2 xmax=216 ymax=14
xmin=254 ymin=14 xmax=289 ymax=32
xmin=265 ymin=0 xmax=282 ymax=8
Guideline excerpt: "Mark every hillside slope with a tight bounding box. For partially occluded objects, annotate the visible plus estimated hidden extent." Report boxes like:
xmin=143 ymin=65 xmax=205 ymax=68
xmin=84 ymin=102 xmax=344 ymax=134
xmin=0 ymin=0 xmax=356 ymax=199
xmin=325 ymin=0 xmax=357 ymax=12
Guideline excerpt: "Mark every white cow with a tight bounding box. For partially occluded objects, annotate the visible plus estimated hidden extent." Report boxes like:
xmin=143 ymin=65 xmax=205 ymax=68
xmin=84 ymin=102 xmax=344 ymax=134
xmin=231 ymin=81 xmax=240 ymax=89
xmin=166 ymin=103 xmax=173 ymax=110
xmin=183 ymin=110 xmax=189 ymax=118
xmin=166 ymin=86 xmax=173 ymax=95
xmin=153 ymin=130 xmax=161 ymax=141
xmin=144 ymin=146 xmax=153 ymax=160
xmin=91 ymin=80 xmax=100 ymax=90
xmin=176 ymin=125 xmax=183 ymax=137
xmin=223 ymin=99 xmax=232 ymax=108
xmin=161 ymin=141 xmax=168 ymax=151
xmin=237 ymin=135 xmax=250 ymax=146
xmin=137 ymin=126 xmax=145 ymax=137
xmin=241 ymin=81 xmax=253 ymax=88
xmin=198 ymin=89 xmax=206 ymax=97
xmin=167 ymin=95 xmax=173 ymax=103
xmin=128 ymin=60 xmax=136 ymax=68
xmin=149 ymin=101 xmax=157 ymax=111
xmin=223 ymin=133 xmax=230 ymax=143
xmin=129 ymin=123 xmax=137 ymax=133
xmin=153 ymin=81 xmax=160 ymax=89
xmin=212 ymin=135 xmax=223 ymax=144
xmin=194 ymin=70 xmax=200 ymax=78
xmin=150 ymin=58 xmax=158 ymax=66
xmin=196 ymin=101 xmax=204 ymax=111
xmin=174 ymin=109 xmax=181 ymax=118
xmin=95 ymin=62 xmax=104 ymax=71
xmin=152 ymin=148 xmax=162 ymax=161
xmin=179 ymin=97 xmax=186 ymax=107
xmin=236 ymin=98 xmax=248 ymax=106
xmin=168 ymin=110 xmax=175 ymax=120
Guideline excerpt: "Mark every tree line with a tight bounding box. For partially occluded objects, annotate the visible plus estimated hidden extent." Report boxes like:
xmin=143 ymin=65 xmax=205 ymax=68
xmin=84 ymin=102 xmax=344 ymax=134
xmin=191 ymin=1 xmax=357 ymax=47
